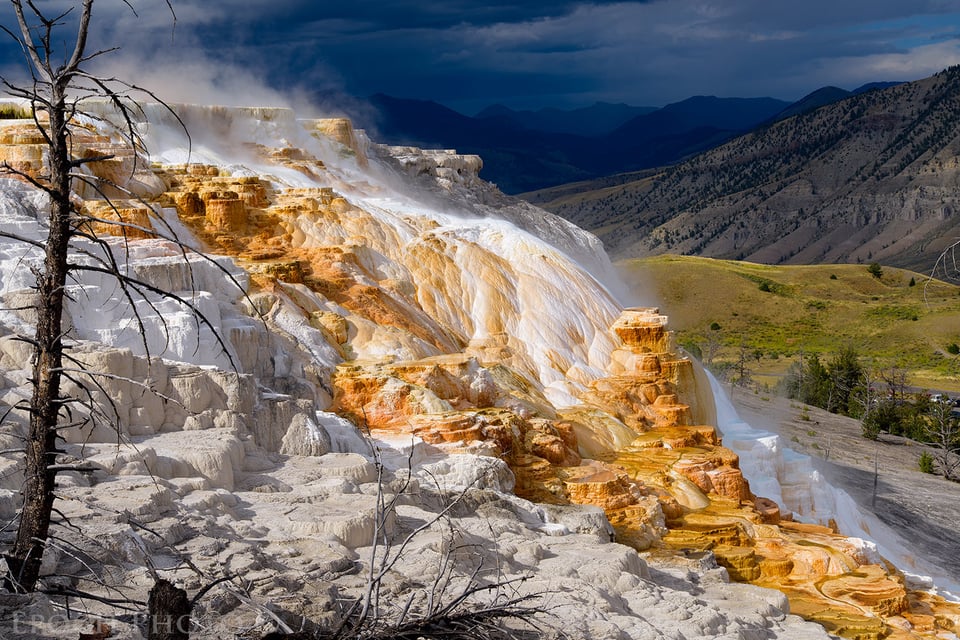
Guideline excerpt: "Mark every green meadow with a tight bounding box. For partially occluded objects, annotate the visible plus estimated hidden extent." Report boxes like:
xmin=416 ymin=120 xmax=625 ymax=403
xmin=618 ymin=256 xmax=960 ymax=393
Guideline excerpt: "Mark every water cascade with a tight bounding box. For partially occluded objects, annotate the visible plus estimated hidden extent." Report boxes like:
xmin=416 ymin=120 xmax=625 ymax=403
xmin=711 ymin=373 xmax=960 ymax=601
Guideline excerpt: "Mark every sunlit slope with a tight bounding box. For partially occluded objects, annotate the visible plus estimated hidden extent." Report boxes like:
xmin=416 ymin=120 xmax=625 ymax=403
xmin=619 ymin=256 xmax=960 ymax=391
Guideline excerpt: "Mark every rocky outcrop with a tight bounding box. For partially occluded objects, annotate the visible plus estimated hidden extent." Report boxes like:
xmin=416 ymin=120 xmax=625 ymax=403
xmin=380 ymin=145 xmax=484 ymax=188
xmin=307 ymin=118 xmax=370 ymax=167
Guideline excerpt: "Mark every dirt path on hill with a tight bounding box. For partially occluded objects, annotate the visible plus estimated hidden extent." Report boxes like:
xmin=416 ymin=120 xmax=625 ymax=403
xmin=729 ymin=389 xmax=960 ymax=588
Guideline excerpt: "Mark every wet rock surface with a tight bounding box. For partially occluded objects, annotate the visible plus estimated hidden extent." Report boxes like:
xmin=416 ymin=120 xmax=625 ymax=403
xmin=733 ymin=390 xmax=960 ymax=588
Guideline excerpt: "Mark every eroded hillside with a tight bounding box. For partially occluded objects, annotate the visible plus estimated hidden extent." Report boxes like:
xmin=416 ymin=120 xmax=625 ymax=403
xmin=533 ymin=66 xmax=960 ymax=272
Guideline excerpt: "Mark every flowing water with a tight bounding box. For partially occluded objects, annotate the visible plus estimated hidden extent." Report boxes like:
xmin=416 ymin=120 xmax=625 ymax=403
xmin=711 ymin=372 xmax=960 ymax=601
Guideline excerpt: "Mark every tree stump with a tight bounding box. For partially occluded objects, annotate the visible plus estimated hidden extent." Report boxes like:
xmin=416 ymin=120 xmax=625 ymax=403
xmin=148 ymin=579 xmax=191 ymax=640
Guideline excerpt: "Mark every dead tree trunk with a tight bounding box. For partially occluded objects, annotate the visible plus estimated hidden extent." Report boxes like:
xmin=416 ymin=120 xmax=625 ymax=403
xmin=148 ymin=579 xmax=192 ymax=640
xmin=1 ymin=0 xmax=239 ymax=602
xmin=7 ymin=47 xmax=77 ymax=592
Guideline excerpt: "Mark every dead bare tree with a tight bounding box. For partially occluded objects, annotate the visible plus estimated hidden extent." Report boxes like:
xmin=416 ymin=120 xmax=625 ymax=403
xmin=924 ymin=400 xmax=960 ymax=481
xmin=926 ymin=239 xmax=960 ymax=373
xmin=928 ymin=239 xmax=959 ymax=286
xmin=732 ymin=339 xmax=752 ymax=388
xmin=878 ymin=366 xmax=909 ymax=404
xmin=303 ymin=442 xmax=557 ymax=640
xmin=850 ymin=367 xmax=883 ymax=439
xmin=0 ymin=0 xmax=240 ymax=595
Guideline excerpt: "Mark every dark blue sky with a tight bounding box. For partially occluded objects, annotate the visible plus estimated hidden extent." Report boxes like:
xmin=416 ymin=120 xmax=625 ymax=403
xmin=5 ymin=1 xmax=960 ymax=114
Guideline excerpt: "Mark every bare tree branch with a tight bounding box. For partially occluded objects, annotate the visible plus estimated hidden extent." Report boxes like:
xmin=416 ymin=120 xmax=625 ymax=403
xmin=0 ymin=0 xmax=233 ymax=600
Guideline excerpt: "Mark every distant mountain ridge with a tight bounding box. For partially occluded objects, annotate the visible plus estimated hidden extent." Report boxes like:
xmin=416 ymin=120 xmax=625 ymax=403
xmin=474 ymin=101 xmax=657 ymax=136
xmin=768 ymin=82 xmax=903 ymax=122
xmin=358 ymin=93 xmax=792 ymax=193
xmin=527 ymin=68 xmax=960 ymax=272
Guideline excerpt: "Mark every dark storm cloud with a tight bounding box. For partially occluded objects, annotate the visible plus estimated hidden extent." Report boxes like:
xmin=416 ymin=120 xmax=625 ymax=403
xmin=216 ymin=0 xmax=960 ymax=110
xmin=3 ymin=1 xmax=960 ymax=112
xmin=261 ymin=1 xmax=606 ymax=30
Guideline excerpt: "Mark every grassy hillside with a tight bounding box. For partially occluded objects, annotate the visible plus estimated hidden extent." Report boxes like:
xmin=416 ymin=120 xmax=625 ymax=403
xmin=619 ymin=256 xmax=960 ymax=393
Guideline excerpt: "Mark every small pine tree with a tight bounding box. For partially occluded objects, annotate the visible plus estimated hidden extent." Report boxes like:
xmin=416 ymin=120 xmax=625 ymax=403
xmin=828 ymin=347 xmax=865 ymax=416
xmin=867 ymin=262 xmax=883 ymax=279
xmin=919 ymin=451 xmax=935 ymax=474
